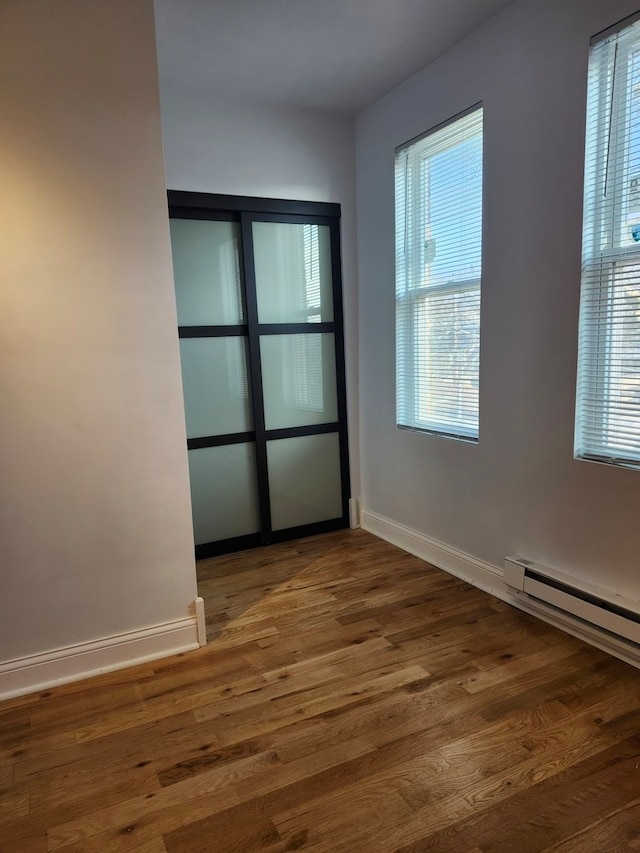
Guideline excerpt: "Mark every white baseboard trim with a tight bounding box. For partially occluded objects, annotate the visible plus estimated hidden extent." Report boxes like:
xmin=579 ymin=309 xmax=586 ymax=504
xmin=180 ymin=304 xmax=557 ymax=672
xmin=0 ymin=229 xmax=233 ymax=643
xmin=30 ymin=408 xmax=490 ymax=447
xmin=361 ymin=508 xmax=503 ymax=595
xmin=361 ymin=508 xmax=640 ymax=670
xmin=194 ymin=596 xmax=207 ymax=647
xmin=0 ymin=615 xmax=200 ymax=701
xmin=349 ymin=498 xmax=361 ymax=529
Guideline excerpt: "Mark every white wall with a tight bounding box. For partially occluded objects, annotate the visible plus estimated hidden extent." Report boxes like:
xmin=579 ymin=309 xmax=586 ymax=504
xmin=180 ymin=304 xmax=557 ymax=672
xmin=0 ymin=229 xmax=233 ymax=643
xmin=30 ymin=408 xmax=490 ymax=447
xmin=159 ymin=87 xmax=360 ymax=502
xmin=356 ymin=0 xmax=640 ymax=599
xmin=0 ymin=1 xmax=198 ymax=678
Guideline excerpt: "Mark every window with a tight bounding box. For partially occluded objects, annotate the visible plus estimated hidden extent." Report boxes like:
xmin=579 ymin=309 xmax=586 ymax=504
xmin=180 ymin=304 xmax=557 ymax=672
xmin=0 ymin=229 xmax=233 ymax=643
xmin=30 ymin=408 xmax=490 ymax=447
xmin=576 ymin=14 xmax=640 ymax=467
xmin=395 ymin=105 xmax=483 ymax=440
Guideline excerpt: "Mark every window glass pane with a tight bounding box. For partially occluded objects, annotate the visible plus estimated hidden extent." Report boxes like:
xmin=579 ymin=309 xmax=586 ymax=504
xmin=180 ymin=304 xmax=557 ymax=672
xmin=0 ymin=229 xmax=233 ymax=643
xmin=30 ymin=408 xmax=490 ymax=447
xmin=260 ymin=333 xmax=337 ymax=430
xmin=414 ymin=284 xmax=480 ymax=436
xmin=179 ymin=337 xmax=252 ymax=438
xmin=170 ymin=219 xmax=243 ymax=325
xmin=622 ymin=49 xmax=640 ymax=247
xmin=267 ymin=433 xmax=342 ymax=530
xmin=188 ymin=444 xmax=260 ymax=545
xmin=606 ymin=263 xmax=640 ymax=454
xmin=424 ymin=136 xmax=482 ymax=284
xmin=577 ymin=260 xmax=640 ymax=460
xmin=253 ymin=222 xmax=333 ymax=324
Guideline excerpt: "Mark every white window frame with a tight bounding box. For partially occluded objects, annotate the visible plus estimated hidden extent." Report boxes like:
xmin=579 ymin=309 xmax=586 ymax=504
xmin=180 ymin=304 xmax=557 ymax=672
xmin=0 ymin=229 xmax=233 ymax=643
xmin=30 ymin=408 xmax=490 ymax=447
xmin=395 ymin=104 xmax=483 ymax=441
xmin=575 ymin=13 xmax=640 ymax=468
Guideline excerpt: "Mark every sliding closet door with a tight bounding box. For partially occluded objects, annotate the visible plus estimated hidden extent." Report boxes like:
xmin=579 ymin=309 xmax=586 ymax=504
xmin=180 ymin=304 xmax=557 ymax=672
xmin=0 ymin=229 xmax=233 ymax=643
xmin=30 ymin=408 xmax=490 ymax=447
xmin=244 ymin=214 xmax=348 ymax=541
xmin=170 ymin=214 xmax=261 ymax=557
xmin=169 ymin=193 xmax=350 ymax=557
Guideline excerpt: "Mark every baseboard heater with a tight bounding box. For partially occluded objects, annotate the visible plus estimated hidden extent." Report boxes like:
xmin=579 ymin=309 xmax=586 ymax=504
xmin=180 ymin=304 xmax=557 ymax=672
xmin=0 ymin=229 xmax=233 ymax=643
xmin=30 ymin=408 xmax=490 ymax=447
xmin=504 ymin=556 xmax=640 ymax=646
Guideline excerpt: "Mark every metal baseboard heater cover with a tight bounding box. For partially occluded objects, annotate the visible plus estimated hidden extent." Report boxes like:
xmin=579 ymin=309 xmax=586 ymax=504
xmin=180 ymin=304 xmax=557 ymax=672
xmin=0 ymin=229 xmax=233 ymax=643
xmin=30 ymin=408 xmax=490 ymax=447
xmin=504 ymin=556 xmax=640 ymax=646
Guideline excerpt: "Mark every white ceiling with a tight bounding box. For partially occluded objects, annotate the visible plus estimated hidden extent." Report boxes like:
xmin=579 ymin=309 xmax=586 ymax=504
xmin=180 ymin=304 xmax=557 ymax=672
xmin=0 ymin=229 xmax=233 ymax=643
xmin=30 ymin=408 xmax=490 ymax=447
xmin=154 ymin=0 xmax=516 ymax=116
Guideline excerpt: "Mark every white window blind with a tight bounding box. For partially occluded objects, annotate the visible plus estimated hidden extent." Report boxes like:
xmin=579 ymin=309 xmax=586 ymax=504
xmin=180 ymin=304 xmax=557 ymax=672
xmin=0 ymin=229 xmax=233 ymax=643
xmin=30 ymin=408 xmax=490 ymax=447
xmin=576 ymin=14 xmax=640 ymax=467
xmin=395 ymin=105 xmax=483 ymax=440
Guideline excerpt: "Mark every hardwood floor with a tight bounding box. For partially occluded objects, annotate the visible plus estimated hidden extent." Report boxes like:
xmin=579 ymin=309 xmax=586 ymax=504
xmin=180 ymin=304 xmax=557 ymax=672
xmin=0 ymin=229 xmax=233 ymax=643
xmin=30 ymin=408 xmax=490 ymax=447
xmin=2 ymin=529 xmax=640 ymax=852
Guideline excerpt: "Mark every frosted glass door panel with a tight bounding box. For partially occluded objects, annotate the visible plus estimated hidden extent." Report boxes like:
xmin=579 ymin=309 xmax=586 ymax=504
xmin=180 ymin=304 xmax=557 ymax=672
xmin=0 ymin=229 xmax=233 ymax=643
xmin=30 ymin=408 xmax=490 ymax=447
xmin=179 ymin=338 xmax=252 ymax=438
xmin=260 ymin=334 xmax=337 ymax=430
xmin=188 ymin=444 xmax=260 ymax=544
xmin=171 ymin=219 xmax=243 ymax=326
xmin=253 ymin=222 xmax=333 ymax=323
xmin=267 ymin=433 xmax=342 ymax=530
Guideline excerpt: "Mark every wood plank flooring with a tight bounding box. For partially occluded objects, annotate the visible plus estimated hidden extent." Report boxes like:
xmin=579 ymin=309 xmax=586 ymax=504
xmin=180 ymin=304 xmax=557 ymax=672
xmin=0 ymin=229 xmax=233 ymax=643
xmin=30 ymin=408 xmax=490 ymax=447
xmin=2 ymin=529 xmax=640 ymax=852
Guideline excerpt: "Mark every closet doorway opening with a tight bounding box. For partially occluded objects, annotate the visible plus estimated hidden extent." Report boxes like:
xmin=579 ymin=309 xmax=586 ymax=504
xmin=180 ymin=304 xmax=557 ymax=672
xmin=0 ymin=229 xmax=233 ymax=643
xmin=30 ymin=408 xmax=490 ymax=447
xmin=169 ymin=192 xmax=350 ymax=558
